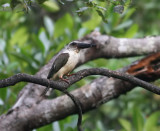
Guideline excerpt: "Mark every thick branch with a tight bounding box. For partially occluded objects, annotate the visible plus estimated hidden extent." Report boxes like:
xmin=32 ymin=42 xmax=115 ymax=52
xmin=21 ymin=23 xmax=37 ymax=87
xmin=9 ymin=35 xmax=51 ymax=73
xmin=77 ymin=32 xmax=160 ymax=65
xmin=0 ymin=32 xmax=160 ymax=131
xmin=0 ymin=66 xmax=159 ymax=130
xmin=9 ymin=32 xmax=160 ymax=110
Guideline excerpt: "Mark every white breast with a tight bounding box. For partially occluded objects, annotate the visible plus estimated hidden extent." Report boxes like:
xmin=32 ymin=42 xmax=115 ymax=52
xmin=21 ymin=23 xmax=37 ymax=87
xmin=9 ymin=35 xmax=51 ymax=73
xmin=53 ymin=50 xmax=80 ymax=79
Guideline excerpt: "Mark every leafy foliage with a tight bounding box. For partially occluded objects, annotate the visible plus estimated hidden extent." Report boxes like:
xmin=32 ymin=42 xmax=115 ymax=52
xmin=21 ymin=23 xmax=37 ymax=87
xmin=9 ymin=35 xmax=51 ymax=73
xmin=119 ymin=109 xmax=160 ymax=131
xmin=0 ymin=0 xmax=132 ymax=22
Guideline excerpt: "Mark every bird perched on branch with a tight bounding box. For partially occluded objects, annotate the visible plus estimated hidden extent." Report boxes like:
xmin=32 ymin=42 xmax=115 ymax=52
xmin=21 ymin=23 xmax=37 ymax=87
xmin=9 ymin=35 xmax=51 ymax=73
xmin=41 ymin=41 xmax=96 ymax=96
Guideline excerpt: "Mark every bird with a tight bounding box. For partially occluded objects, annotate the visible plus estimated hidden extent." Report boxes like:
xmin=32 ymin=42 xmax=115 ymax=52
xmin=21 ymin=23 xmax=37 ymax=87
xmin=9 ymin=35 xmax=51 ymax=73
xmin=41 ymin=41 xmax=96 ymax=96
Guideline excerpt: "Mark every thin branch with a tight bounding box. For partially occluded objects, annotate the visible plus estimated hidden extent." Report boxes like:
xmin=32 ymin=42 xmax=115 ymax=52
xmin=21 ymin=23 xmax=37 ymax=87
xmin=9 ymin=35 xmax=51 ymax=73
xmin=61 ymin=90 xmax=83 ymax=131
xmin=0 ymin=68 xmax=160 ymax=95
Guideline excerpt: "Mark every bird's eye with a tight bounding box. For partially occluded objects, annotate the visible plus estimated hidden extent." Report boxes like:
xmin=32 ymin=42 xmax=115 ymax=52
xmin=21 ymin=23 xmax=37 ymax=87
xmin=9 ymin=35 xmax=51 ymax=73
xmin=70 ymin=42 xmax=77 ymax=47
xmin=71 ymin=42 xmax=76 ymax=45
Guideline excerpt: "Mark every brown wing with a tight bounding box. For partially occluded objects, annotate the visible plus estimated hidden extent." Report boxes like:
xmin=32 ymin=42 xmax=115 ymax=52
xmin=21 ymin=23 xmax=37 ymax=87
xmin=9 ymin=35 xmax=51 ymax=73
xmin=47 ymin=53 xmax=69 ymax=79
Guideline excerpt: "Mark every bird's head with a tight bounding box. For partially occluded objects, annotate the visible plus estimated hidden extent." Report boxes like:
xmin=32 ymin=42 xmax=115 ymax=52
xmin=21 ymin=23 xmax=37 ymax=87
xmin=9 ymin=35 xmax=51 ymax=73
xmin=68 ymin=41 xmax=96 ymax=53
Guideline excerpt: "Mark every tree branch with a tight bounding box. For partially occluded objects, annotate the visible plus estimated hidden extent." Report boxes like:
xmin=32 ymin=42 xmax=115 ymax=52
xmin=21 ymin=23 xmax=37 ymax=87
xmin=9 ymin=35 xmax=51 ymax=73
xmin=61 ymin=90 xmax=83 ymax=131
xmin=0 ymin=68 xmax=160 ymax=95
xmin=0 ymin=32 xmax=160 ymax=131
xmin=80 ymin=32 xmax=160 ymax=60
xmin=8 ymin=32 xmax=160 ymax=111
xmin=0 ymin=65 xmax=159 ymax=130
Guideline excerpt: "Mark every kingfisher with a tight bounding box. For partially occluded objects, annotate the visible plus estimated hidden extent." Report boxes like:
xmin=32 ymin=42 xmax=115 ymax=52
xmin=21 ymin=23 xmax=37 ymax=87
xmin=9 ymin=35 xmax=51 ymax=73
xmin=41 ymin=41 xmax=96 ymax=96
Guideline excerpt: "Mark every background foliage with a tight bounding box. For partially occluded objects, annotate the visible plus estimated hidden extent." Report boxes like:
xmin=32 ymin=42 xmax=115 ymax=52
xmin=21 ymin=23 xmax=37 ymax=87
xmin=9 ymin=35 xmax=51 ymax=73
xmin=0 ymin=0 xmax=160 ymax=130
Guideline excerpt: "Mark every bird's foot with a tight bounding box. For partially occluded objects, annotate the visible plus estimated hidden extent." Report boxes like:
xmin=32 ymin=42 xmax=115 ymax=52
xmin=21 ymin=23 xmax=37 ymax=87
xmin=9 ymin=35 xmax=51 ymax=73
xmin=60 ymin=78 xmax=70 ymax=84
xmin=66 ymin=73 xmax=75 ymax=77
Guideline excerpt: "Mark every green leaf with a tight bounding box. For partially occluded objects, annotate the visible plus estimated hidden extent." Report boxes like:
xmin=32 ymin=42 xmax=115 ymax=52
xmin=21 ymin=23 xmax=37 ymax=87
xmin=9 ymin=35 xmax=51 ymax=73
xmin=76 ymin=7 xmax=89 ymax=16
xmin=133 ymin=107 xmax=144 ymax=131
xmin=54 ymin=13 xmax=73 ymax=38
xmin=65 ymin=127 xmax=74 ymax=131
xmin=10 ymin=0 xmax=30 ymax=12
xmin=114 ymin=20 xmax=133 ymax=31
xmin=0 ymin=39 xmax=6 ymax=52
xmin=37 ymin=123 xmax=52 ymax=131
xmin=38 ymin=27 xmax=50 ymax=55
xmin=10 ymin=27 xmax=29 ymax=46
xmin=96 ymin=6 xmax=106 ymax=11
xmin=44 ymin=16 xmax=54 ymax=38
xmin=76 ymin=7 xmax=89 ymax=13
xmin=78 ymin=28 xmax=87 ymax=38
xmin=11 ymin=48 xmax=38 ymax=70
xmin=119 ymin=118 xmax=132 ymax=131
xmin=96 ymin=10 xmax=107 ymax=23
xmin=82 ymin=11 xmax=101 ymax=30
xmin=144 ymin=111 xmax=160 ymax=131
xmin=123 ymin=8 xmax=136 ymax=22
xmin=96 ymin=120 xmax=105 ymax=131
xmin=31 ymin=33 xmax=45 ymax=55
xmin=125 ymin=24 xmax=138 ymax=38
xmin=6 ymin=62 xmax=19 ymax=73
xmin=58 ymin=0 xmax=64 ymax=5
xmin=0 ymin=88 xmax=7 ymax=102
xmin=2 ymin=53 xmax=9 ymax=65
xmin=41 ymin=0 xmax=59 ymax=12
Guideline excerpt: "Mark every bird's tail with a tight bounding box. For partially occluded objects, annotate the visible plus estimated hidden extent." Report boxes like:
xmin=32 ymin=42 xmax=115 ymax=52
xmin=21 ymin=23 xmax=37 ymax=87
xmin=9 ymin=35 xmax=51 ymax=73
xmin=40 ymin=86 xmax=50 ymax=97
xmin=36 ymin=86 xmax=50 ymax=104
